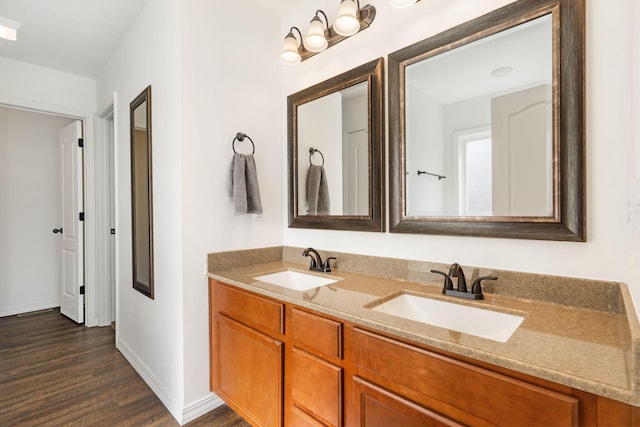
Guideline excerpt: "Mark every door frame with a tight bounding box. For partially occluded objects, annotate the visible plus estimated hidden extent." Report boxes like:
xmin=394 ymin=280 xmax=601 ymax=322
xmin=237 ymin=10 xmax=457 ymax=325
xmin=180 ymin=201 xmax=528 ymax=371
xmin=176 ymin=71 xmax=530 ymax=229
xmin=0 ymin=95 xmax=100 ymax=326
xmin=96 ymin=98 xmax=117 ymax=328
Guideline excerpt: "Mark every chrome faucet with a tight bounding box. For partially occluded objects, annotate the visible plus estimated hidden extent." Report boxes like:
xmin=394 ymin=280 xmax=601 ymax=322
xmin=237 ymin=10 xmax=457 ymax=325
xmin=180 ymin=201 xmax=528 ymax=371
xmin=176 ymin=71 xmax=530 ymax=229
xmin=431 ymin=263 xmax=496 ymax=300
xmin=302 ymin=248 xmax=336 ymax=273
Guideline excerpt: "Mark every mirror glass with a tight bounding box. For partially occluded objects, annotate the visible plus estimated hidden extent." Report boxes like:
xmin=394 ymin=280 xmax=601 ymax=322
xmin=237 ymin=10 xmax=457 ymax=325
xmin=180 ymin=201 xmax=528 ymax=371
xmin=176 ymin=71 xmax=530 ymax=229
xmin=130 ymin=85 xmax=154 ymax=298
xmin=389 ymin=0 xmax=585 ymax=241
xmin=405 ymin=15 xmax=552 ymax=217
xmin=297 ymin=81 xmax=369 ymax=216
xmin=288 ymin=58 xmax=384 ymax=231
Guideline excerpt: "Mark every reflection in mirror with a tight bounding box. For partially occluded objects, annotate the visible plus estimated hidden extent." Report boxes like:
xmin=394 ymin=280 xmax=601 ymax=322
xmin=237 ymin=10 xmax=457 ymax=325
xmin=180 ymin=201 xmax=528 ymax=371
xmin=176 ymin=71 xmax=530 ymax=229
xmin=389 ymin=0 xmax=585 ymax=241
xmin=297 ymin=81 xmax=369 ymax=216
xmin=288 ymin=58 xmax=384 ymax=231
xmin=130 ymin=85 xmax=154 ymax=298
xmin=405 ymin=15 xmax=552 ymax=218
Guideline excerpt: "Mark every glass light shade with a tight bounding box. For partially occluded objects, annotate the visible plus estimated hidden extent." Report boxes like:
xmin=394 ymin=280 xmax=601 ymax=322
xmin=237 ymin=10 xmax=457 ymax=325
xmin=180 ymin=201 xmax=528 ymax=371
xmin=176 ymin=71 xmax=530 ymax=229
xmin=333 ymin=0 xmax=360 ymax=37
xmin=304 ymin=17 xmax=328 ymax=52
xmin=389 ymin=0 xmax=417 ymax=8
xmin=280 ymin=33 xmax=301 ymax=65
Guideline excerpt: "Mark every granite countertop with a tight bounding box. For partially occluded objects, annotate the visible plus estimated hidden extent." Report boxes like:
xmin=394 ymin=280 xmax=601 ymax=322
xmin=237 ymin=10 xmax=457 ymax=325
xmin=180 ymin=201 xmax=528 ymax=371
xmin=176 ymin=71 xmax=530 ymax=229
xmin=207 ymin=247 xmax=640 ymax=407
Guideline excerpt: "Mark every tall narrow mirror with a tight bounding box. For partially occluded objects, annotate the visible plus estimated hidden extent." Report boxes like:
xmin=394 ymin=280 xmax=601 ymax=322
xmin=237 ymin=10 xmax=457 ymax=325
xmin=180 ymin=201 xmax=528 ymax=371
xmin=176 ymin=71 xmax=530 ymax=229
xmin=288 ymin=58 xmax=385 ymax=231
xmin=389 ymin=0 xmax=585 ymax=241
xmin=130 ymin=85 xmax=154 ymax=298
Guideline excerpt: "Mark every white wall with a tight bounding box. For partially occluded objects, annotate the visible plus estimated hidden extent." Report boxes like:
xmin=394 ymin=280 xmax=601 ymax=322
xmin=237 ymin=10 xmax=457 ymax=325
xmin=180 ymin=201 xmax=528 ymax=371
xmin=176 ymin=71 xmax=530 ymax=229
xmin=406 ymin=85 xmax=446 ymax=215
xmin=0 ymin=57 xmax=96 ymax=114
xmin=629 ymin=0 xmax=640 ymax=313
xmin=179 ymin=0 xmax=282 ymax=414
xmin=96 ymin=0 xmax=185 ymax=420
xmin=0 ymin=107 xmax=74 ymax=316
xmin=282 ymin=0 xmax=640 ymax=316
xmin=97 ymin=0 xmax=282 ymax=422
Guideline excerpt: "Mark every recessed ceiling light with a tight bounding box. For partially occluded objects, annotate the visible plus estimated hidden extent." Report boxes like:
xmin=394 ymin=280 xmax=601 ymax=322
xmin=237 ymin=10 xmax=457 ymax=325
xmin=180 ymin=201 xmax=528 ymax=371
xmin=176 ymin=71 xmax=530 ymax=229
xmin=0 ymin=16 xmax=21 ymax=41
xmin=491 ymin=66 xmax=514 ymax=78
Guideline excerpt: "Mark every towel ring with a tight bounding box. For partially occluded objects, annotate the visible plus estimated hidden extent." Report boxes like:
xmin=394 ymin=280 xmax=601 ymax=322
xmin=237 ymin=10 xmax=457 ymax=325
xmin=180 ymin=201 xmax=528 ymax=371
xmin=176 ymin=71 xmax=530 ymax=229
xmin=232 ymin=132 xmax=255 ymax=155
xmin=309 ymin=147 xmax=325 ymax=166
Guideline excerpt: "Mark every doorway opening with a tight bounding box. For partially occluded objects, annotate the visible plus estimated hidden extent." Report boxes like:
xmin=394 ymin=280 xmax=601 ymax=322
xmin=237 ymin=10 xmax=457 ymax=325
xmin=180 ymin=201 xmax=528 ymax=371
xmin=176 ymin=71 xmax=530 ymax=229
xmin=0 ymin=105 xmax=84 ymax=321
xmin=0 ymin=97 xmax=113 ymax=328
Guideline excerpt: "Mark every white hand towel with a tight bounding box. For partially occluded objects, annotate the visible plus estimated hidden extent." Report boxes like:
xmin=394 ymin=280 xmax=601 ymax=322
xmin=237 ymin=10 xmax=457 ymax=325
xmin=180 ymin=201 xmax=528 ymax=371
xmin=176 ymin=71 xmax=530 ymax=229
xmin=229 ymin=153 xmax=263 ymax=215
xmin=306 ymin=164 xmax=330 ymax=215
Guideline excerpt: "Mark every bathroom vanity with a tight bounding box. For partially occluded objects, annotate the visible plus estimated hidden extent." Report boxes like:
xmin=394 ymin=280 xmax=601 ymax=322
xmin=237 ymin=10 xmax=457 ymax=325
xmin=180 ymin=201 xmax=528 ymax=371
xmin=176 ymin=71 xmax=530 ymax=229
xmin=208 ymin=247 xmax=640 ymax=426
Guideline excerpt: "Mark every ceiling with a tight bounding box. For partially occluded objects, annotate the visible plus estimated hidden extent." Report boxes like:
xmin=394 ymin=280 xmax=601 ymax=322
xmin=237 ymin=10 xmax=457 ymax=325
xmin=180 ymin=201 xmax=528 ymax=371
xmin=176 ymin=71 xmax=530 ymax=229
xmin=408 ymin=14 xmax=552 ymax=105
xmin=0 ymin=0 xmax=303 ymax=79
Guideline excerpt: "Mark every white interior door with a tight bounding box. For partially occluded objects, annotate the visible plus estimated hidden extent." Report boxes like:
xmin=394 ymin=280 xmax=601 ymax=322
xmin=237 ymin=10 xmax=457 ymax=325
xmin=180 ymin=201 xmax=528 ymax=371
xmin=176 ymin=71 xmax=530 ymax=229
xmin=342 ymin=129 xmax=368 ymax=215
xmin=58 ymin=120 xmax=84 ymax=323
xmin=491 ymin=84 xmax=552 ymax=216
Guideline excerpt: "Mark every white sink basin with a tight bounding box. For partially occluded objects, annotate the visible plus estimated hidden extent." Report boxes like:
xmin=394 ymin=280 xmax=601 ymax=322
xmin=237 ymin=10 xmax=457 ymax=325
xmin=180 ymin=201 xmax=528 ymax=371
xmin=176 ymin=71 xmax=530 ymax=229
xmin=254 ymin=270 xmax=338 ymax=292
xmin=371 ymin=293 xmax=524 ymax=342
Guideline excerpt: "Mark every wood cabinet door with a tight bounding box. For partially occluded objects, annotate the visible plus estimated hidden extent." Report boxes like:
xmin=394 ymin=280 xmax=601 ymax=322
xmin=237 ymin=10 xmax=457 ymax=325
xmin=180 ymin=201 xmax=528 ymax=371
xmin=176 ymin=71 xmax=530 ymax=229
xmin=290 ymin=347 xmax=343 ymax=426
xmin=353 ymin=377 xmax=464 ymax=427
xmin=215 ymin=314 xmax=283 ymax=427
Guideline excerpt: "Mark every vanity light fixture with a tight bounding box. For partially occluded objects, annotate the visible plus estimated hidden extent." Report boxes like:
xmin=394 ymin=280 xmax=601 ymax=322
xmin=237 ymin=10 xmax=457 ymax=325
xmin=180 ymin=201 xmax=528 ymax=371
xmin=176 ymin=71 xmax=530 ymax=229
xmin=334 ymin=0 xmax=361 ymax=36
xmin=281 ymin=3 xmax=376 ymax=64
xmin=0 ymin=16 xmax=21 ymax=41
xmin=280 ymin=27 xmax=304 ymax=65
xmin=304 ymin=10 xmax=330 ymax=52
xmin=389 ymin=0 xmax=420 ymax=8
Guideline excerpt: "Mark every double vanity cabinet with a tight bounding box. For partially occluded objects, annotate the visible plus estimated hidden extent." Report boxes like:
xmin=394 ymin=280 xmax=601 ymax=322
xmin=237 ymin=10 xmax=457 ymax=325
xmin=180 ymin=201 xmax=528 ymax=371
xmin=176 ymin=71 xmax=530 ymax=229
xmin=208 ymin=273 xmax=640 ymax=427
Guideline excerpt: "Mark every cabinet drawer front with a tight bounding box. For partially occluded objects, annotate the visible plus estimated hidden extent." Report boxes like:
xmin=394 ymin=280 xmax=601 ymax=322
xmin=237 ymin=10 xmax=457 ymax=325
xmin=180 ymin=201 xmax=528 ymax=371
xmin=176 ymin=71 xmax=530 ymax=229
xmin=291 ymin=347 xmax=343 ymax=427
xmin=353 ymin=377 xmax=464 ymax=427
xmin=213 ymin=280 xmax=284 ymax=335
xmin=290 ymin=308 xmax=343 ymax=359
xmin=289 ymin=406 xmax=326 ymax=427
xmin=353 ymin=328 xmax=578 ymax=427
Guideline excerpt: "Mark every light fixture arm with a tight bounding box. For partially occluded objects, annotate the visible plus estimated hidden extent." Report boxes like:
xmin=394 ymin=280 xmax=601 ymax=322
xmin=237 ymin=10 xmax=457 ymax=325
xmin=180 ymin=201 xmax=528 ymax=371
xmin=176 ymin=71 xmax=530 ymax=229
xmin=354 ymin=0 xmax=362 ymax=18
xmin=289 ymin=26 xmax=303 ymax=41
xmin=314 ymin=10 xmax=329 ymax=30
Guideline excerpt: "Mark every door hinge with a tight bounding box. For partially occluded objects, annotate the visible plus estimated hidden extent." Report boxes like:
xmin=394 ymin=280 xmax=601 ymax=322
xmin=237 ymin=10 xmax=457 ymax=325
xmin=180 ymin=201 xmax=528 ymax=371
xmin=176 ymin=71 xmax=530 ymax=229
xmin=78 ymin=138 xmax=84 ymax=148
xmin=110 ymin=228 xmax=116 ymax=235
xmin=80 ymin=285 xmax=85 ymax=295
xmin=79 ymin=212 xmax=85 ymax=221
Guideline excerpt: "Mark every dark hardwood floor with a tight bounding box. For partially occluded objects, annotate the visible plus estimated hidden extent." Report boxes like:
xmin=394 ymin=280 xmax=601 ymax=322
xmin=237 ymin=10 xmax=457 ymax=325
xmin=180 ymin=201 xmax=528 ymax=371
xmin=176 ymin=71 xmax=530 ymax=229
xmin=0 ymin=308 xmax=250 ymax=427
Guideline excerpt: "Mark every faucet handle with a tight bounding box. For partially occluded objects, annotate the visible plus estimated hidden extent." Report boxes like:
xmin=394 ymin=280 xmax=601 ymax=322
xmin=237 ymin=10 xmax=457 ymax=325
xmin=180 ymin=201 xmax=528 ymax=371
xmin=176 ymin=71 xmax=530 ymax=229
xmin=471 ymin=276 xmax=497 ymax=295
xmin=431 ymin=270 xmax=454 ymax=292
xmin=322 ymin=257 xmax=336 ymax=272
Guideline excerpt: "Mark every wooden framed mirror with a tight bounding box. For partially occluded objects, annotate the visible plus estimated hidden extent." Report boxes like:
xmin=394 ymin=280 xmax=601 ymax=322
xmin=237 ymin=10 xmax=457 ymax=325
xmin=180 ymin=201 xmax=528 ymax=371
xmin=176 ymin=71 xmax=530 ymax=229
xmin=130 ymin=85 xmax=154 ymax=298
xmin=288 ymin=58 xmax=385 ymax=232
xmin=388 ymin=0 xmax=585 ymax=241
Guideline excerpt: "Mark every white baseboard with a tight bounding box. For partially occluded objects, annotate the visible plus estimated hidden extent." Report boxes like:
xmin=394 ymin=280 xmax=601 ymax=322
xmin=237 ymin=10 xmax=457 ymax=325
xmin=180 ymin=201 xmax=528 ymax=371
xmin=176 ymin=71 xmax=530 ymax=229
xmin=0 ymin=303 xmax=58 ymax=318
xmin=116 ymin=337 xmax=182 ymax=423
xmin=116 ymin=337 xmax=224 ymax=425
xmin=181 ymin=393 xmax=225 ymax=425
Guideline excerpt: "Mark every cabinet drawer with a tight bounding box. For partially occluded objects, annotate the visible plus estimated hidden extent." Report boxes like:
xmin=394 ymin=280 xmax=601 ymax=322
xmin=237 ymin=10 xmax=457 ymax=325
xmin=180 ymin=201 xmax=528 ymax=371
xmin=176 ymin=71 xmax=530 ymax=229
xmin=353 ymin=328 xmax=578 ymax=427
xmin=213 ymin=280 xmax=284 ymax=336
xmin=353 ymin=376 xmax=464 ymax=427
xmin=291 ymin=347 xmax=343 ymax=426
xmin=290 ymin=307 xmax=343 ymax=359
xmin=289 ymin=406 xmax=326 ymax=427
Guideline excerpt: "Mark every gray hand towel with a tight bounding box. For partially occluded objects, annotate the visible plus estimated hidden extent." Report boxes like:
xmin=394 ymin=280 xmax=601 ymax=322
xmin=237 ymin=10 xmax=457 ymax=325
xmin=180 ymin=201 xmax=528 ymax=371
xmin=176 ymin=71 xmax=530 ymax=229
xmin=306 ymin=164 xmax=330 ymax=215
xmin=229 ymin=153 xmax=263 ymax=215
